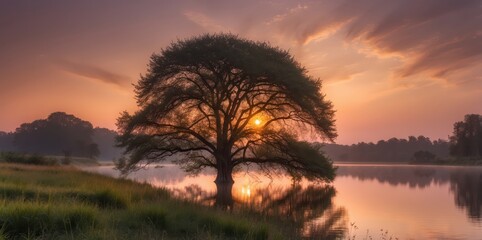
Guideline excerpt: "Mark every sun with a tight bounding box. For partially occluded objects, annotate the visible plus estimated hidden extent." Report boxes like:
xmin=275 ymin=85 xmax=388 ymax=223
xmin=254 ymin=119 xmax=261 ymax=126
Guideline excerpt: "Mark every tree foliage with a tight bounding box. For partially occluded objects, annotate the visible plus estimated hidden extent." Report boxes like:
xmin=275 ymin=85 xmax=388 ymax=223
xmin=450 ymin=114 xmax=482 ymax=157
xmin=13 ymin=112 xmax=99 ymax=158
xmin=117 ymin=33 xmax=336 ymax=183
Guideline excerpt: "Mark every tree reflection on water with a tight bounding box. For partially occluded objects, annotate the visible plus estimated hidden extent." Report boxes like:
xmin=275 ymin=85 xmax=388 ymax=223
xmin=90 ymin=164 xmax=482 ymax=238
xmin=248 ymin=184 xmax=347 ymax=239
xmin=338 ymin=165 xmax=482 ymax=221
xmin=172 ymin=182 xmax=347 ymax=238
xmin=96 ymin=163 xmax=482 ymax=225
xmin=450 ymin=172 xmax=482 ymax=220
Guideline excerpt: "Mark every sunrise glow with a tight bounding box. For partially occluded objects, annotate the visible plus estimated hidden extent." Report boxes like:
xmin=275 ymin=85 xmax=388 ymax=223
xmin=0 ymin=2 xmax=481 ymax=239
xmin=0 ymin=1 xmax=480 ymax=144
xmin=254 ymin=119 xmax=261 ymax=126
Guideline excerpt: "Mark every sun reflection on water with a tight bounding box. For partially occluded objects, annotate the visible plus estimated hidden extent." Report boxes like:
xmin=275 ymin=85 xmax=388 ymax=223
xmin=241 ymin=185 xmax=251 ymax=197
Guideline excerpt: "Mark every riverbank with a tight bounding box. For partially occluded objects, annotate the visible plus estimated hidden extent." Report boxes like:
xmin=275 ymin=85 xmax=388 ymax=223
xmin=0 ymin=163 xmax=284 ymax=239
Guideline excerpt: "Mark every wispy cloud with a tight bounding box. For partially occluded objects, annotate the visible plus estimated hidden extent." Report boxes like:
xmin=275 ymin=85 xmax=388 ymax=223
xmin=54 ymin=59 xmax=131 ymax=88
xmin=183 ymin=10 xmax=225 ymax=32
xmin=271 ymin=0 xmax=482 ymax=84
xmin=268 ymin=2 xmax=353 ymax=45
xmin=267 ymin=4 xmax=307 ymax=25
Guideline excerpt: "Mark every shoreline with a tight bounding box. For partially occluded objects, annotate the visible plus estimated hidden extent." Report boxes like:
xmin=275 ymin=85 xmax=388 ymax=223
xmin=334 ymin=160 xmax=482 ymax=167
xmin=0 ymin=163 xmax=285 ymax=239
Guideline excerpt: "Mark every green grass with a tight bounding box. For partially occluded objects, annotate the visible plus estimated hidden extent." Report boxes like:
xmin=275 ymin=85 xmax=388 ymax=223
xmin=0 ymin=202 xmax=97 ymax=238
xmin=0 ymin=163 xmax=283 ymax=239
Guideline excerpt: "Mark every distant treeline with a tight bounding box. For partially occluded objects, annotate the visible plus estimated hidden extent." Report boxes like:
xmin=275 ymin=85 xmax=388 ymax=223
xmin=320 ymin=113 xmax=482 ymax=163
xmin=319 ymin=136 xmax=450 ymax=162
xmin=0 ymin=112 xmax=122 ymax=161
xmin=1 ymin=112 xmax=480 ymax=163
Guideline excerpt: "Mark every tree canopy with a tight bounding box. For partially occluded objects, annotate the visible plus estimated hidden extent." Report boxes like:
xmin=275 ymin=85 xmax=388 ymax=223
xmin=13 ymin=112 xmax=99 ymax=158
xmin=117 ymin=33 xmax=337 ymax=183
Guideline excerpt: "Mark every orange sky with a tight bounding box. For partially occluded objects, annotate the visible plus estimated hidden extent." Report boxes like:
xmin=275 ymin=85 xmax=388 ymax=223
xmin=1 ymin=0 xmax=481 ymax=144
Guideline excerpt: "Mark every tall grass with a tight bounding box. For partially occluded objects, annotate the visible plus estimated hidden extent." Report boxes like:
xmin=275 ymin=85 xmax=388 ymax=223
xmin=0 ymin=163 xmax=282 ymax=239
xmin=0 ymin=202 xmax=97 ymax=238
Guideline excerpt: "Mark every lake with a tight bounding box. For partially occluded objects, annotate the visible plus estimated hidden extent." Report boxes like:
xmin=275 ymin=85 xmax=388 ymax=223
xmin=86 ymin=163 xmax=482 ymax=239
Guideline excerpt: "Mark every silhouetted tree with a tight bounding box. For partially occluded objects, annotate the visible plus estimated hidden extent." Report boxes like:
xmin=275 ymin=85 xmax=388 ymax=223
xmin=117 ymin=34 xmax=337 ymax=185
xmin=450 ymin=114 xmax=482 ymax=157
xmin=13 ymin=112 xmax=99 ymax=158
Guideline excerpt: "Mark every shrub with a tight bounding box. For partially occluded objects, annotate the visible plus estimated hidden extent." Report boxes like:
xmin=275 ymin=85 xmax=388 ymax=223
xmin=1 ymin=152 xmax=57 ymax=166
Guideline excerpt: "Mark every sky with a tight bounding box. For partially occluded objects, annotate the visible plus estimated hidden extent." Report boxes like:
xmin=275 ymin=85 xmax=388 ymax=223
xmin=0 ymin=0 xmax=481 ymax=144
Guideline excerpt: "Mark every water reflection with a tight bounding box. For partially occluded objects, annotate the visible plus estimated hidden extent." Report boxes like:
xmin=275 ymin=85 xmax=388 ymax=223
xmin=86 ymin=164 xmax=482 ymax=238
xmin=173 ymin=182 xmax=347 ymax=238
xmin=450 ymin=172 xmax=482 ymax=220
xmin=338 ymin=164 xmax=482 ymax=221
xmin=337 ymin=165 xmax=447 ymax=188
xmin=248 ymin=184 xmax=347 ymax=239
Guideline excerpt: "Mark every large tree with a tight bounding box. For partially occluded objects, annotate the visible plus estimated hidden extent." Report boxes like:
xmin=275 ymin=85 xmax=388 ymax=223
xmin=117 ymin=34 xmax=337 ymax=184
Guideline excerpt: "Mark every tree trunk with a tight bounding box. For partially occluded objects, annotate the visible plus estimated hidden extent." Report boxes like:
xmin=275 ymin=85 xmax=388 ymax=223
xmin=214 ymin=153 xmax=234 ymax=184
xmin=215 ymin=182 xmax=234 ymax=210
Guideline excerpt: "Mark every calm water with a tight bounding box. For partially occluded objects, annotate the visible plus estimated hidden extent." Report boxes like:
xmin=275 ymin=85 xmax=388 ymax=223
xmin=86 ymin=164 xmax=482 ymax=239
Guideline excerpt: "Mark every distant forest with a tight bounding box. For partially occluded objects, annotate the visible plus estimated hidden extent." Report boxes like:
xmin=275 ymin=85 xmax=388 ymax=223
xmin=1 ymin=112 xmax=480 ymax=163
xmin=0 ymin=112 xmax=122 ymax=161
xmin=320 ymin=114 xmax=482 ymax=163
xmin=319 ymin=136 xmax=450 ymax=162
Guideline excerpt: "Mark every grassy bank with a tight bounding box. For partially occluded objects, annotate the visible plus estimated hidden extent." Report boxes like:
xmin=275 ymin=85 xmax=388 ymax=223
xmin=0 ymin=163 xmax=283 ymax=239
